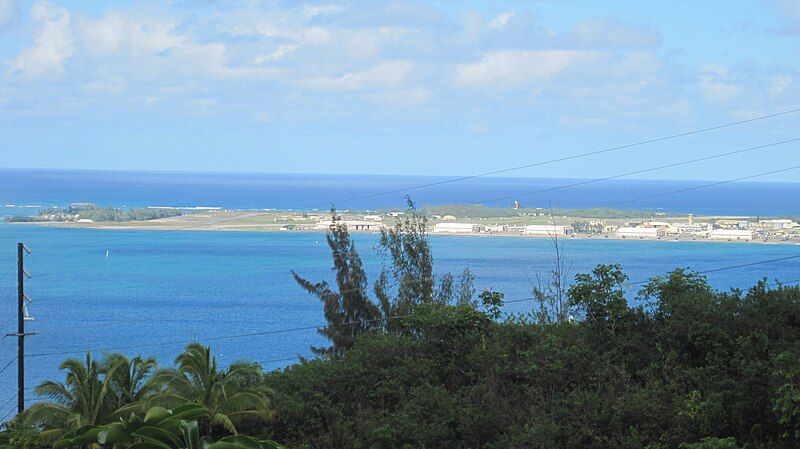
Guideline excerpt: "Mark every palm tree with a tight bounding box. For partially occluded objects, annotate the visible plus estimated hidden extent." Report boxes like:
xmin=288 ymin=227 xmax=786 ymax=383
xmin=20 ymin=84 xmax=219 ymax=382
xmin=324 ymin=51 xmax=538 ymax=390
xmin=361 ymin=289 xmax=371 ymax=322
xmin=104 ymin=353 xmax=159 ymax=414
xmin=146 ymin=343 xmax=272 ymax=434
xmin=54 ymin=403 xmax=283 ymax=449
xmin=22 ymin=353 xmax=121 ymax=439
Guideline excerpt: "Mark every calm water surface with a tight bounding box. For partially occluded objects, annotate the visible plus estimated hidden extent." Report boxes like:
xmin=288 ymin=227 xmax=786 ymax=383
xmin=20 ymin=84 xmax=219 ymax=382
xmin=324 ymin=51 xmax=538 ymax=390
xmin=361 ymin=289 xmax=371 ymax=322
xmin=0 ymin=169 xmax=798 ymax=417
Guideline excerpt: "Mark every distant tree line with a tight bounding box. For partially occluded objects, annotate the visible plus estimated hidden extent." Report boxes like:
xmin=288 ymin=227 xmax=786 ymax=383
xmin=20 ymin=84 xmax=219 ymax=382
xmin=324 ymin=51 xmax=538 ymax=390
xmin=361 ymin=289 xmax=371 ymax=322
xmin=421 ymin=204 xmax=675 ymax=219
xmin=4 ymin=205 xmax=183 ymax=223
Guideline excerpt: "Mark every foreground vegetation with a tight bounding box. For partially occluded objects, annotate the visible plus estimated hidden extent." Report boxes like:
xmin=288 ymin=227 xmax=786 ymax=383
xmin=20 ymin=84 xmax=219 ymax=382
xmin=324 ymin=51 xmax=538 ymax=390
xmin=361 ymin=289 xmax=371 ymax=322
xmin=4 ymin=200 xmax=800 ymax=448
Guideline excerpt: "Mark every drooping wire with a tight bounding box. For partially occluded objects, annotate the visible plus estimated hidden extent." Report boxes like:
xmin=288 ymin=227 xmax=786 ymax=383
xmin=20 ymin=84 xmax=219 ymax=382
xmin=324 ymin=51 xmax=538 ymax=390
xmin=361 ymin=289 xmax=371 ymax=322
xmin=30 ymin=107 xmax=800 ymax=256
xmin=23 ymin=255 xmax=800 ymax=359
xmin=32 ymin=148 xmax=800 ymax=281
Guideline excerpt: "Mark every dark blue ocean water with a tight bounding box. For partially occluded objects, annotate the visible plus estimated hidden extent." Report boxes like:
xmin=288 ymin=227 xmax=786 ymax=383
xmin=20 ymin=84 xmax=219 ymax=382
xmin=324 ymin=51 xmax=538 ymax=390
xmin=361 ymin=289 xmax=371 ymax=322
xmin=0 ymin=169 xmax=798 ymax=418
xmin=1 ymin=168 xmax=800 ymax=215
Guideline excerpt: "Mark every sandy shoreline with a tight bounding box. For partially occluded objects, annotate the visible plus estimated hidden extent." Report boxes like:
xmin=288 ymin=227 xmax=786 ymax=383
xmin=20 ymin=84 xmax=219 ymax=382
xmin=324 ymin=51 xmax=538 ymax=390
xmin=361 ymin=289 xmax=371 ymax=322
xmin=9 ymin=218 xmax=800 ymax=246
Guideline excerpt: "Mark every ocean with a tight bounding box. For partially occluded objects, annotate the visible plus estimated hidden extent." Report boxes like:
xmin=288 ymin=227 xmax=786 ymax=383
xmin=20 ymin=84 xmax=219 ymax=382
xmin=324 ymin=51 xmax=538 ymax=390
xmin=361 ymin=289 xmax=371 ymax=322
xmin=2 ymin=168 xmax=800 ymax=215
xmin=0 ymin=168 xmax=798 ymax=416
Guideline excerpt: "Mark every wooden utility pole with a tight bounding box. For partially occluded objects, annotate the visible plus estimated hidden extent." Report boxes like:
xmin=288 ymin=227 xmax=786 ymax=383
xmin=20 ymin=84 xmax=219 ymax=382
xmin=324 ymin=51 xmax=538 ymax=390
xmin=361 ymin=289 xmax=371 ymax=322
xmin=15 ymin=243 xmax=31 ymax=414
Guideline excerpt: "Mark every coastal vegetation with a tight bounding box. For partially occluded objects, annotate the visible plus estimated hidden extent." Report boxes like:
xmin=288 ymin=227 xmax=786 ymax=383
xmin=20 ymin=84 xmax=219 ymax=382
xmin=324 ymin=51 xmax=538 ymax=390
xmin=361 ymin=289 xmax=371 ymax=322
xmin=8 ymin=202 xmax=799 ymax=244
xmin=421 ymin=204 xmax=673 ymax=219
xmin=5 ymin=200 xmax=800 ymax=448
xmin=4 ymin=204 xmax=182 ymax=223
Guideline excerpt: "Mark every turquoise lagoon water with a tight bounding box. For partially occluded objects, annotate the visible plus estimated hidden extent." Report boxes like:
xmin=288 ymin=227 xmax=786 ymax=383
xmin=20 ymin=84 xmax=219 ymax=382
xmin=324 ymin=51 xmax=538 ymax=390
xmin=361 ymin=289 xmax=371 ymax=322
xmin=0 ymin=223 xmax=797 ymax=417
xmin=0 ymin=169 xmax=798 ymax=417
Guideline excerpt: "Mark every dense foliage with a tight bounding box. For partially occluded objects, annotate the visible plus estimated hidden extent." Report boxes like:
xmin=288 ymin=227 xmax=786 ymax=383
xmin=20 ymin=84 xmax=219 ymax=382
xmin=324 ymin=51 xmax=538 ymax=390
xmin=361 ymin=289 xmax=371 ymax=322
xmin=292 ymin=200 xmax=475 ymax=355
xmin=53 ymin=404 xmax=281 ymax=449
xmin=263 ymin=271 xmax=800 ymax=449
xmin=268 ymin=204 xmax=800 ymax=448
xmin=9 ymin=344 xmax=273 ymax=447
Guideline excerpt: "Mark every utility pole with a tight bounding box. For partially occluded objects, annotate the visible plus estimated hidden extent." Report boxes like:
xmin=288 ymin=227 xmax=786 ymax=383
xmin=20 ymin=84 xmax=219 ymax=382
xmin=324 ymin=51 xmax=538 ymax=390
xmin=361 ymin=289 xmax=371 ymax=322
xmin=14 ymin=243 xmax=31 ymax=414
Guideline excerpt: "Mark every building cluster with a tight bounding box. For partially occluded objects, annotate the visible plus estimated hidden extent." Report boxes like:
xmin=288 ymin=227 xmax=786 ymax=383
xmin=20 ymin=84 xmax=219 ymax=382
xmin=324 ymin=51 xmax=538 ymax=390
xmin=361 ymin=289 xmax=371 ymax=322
xmin=608 ymin=217 xmax=799 ymax=241
xmin=432 ymin=222 xmax=575 ymax=236
xmin=312 ymin=213 xmax=799 ymax=242
xmin=314 ymin=213 xmax=385 ymax=232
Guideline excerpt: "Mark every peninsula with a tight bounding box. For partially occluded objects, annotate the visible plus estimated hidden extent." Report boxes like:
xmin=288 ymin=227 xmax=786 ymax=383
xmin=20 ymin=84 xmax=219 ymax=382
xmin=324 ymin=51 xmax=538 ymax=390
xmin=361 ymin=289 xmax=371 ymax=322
xmin=6 ymin=203 xmax=800 ymax=244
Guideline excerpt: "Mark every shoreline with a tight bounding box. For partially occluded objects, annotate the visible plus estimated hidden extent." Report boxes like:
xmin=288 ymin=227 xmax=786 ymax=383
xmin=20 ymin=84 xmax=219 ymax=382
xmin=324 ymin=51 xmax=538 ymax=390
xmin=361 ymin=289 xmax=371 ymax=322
xmin=8 ymin=220 xmax=800 ymax=246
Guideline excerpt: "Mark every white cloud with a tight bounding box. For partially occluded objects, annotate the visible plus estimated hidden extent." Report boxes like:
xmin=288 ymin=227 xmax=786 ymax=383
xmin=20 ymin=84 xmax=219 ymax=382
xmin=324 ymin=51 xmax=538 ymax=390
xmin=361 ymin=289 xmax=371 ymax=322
xmin=566 ymin=18 xmax=661 ymax=49
xmin=454 ymin=50 xmax=598 ymax=88
xmin=697 ymin=65 xmax=743 ymax=104
xmin=0 ymin=0 xmax=14 ymax=28
xmin=488 ymin=12 xmax=514 ymax=30
xmin=304 ymin=60 xmax=413 ymax=91
xmin=78 ymin=13 xmax=182 ymax=57
xmin=304 ymin=4 xmax=341 ymax=18
xmin=775 ymin=0 xmax=800 ymax=34
xmin=77 ymin=13 xmax=280 ymax=82
xmin=0 ymin=1 xmax=709 ymax=128
xmin=255 ymin=44 xmax=299 ymax=64
xmin=769 ymin=74 xmax=792 ymax=95
xmin=6 ymin=1 xmax=73 ymax=81
xmin=83 ymin=79 xmax=126 ymax=95
xmin=169 ymin=42 xmax=281 ymax=80
xmin=223 ymin=16 xmax=332 ymax=46
xmin=366 ymin=87 xmax=431 ymax=106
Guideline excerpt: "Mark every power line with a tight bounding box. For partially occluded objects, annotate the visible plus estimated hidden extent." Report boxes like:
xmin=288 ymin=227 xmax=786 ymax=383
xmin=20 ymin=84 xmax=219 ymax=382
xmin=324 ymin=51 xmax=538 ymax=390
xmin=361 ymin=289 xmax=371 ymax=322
xmin=0 ymin=356 xmax=17 ymax=376
xmin=477 ymin=137 xmax=800 ymax=205
xmin=0 ymin=403 xmax=16 ymax=423
xmin=0 ymin=266 xmax=16 ymax=285
xmin=258 ymin=355 xmax=313 ymax=366
xmin=626 ymin=255 xmax=800 ymax=287
xmin=27 ymin=298 xmax=544 ymax=358
xmin=24 ymin=254 xmax=800 ymax=359
xmin=303 ymin=108 xmax=800 ymax=208
xmin=30 ymin=107 xmax=800 ymax=256
xmin=597 ymin=164 xmax=800 ymax=210
xmin=32 ymin=144 xmax=800 ymax=281
xmin=0 ymin=395 xmax=16 ymax=415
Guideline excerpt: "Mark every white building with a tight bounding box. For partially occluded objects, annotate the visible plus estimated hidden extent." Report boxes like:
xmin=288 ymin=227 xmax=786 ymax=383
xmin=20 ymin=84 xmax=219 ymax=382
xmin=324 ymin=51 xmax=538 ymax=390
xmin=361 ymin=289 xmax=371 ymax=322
xmin=760 ymin=219 xmax=795 ymax=230
xmin=523 ymin=224 xmax=574 ymax=236
xmin=315 ymin=220 xmax=383 ymax=231
xmin=709 ymin=229 xmax=754 ymax=241
xmin=617 ymin=227 xmax=665 ymax=239
xmin=643 ymin=221 xmax=670 ymax=229
xmin=433 ymin=222 xmax=481 ymax=234
xmin=667 ymin=223 xmax=711 ymax=236
xmin=362 ymin=215 xmax=383 ymax=222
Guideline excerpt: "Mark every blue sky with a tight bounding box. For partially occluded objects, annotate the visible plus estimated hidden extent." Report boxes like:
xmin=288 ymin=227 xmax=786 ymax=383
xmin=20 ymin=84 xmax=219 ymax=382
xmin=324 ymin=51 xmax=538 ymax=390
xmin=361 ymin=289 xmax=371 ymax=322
xmin=1 ymin=0 xmax=800 ymax=181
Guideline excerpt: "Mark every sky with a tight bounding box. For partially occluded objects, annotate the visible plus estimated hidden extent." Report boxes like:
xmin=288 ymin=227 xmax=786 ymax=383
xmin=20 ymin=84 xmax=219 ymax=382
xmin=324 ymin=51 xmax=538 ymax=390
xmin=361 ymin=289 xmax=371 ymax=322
xmin=0 ymin=0 xmax=800 ymax=181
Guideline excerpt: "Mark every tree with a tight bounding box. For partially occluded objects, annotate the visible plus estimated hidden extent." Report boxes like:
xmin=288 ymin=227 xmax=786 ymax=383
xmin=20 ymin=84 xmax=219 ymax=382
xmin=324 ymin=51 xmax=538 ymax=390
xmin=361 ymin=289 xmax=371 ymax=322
xmin=679 ymin=437 xmax=740 ymax=449
xmin=530 ymin=224 xmax=571 ymax=324
xmin=292 ymin=210 xmax=381 ymax=356
xmin=147 ymin=344 xmax=272 ymax=435
xmin=773 ymin=346 xmax=800 ymax=441
xmin=106 ymin=353 xmax=160 ymax=414
xmin=374 ymin=197 xmax=474 ymax=332
xmin=374 ymin=198 xmax=436 ymax=330
xmin=295 ymin=200 xmax=476 ymax=354
xmin=567 ymin=264 xmax=628 ymax=331
xmin=53 ymin=403 xmax=282 ymax=449
xmin=22 ymin=353 xmax=121 ymax=440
